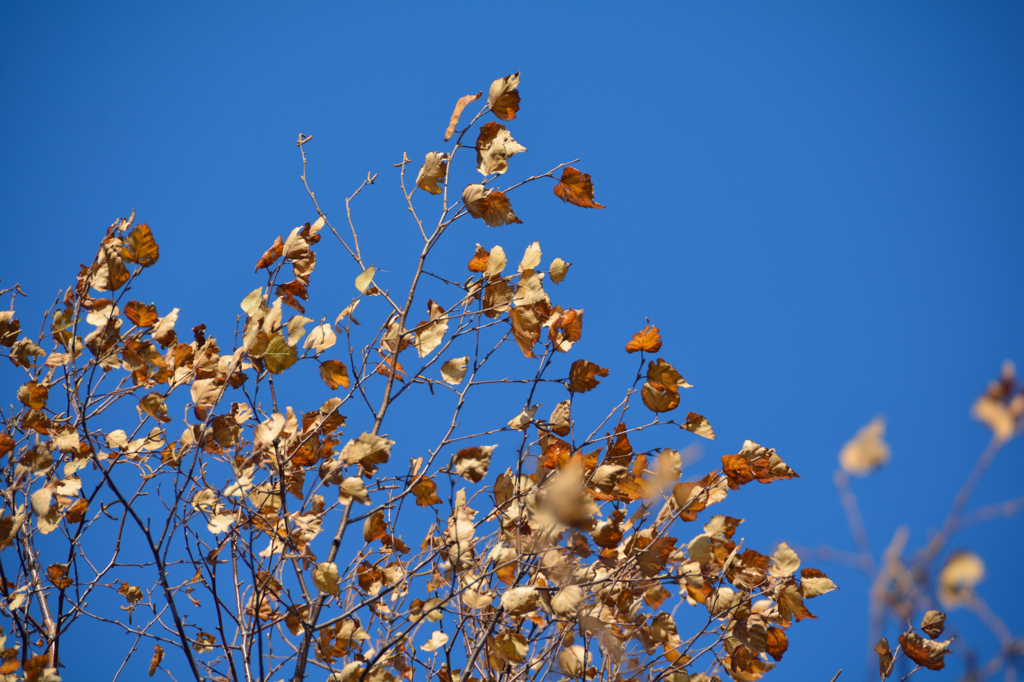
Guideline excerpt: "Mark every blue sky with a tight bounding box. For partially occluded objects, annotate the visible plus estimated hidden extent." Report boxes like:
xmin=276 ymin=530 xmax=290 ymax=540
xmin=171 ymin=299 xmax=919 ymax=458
xmin=2 ymin=2 xmax=1022 ymax=680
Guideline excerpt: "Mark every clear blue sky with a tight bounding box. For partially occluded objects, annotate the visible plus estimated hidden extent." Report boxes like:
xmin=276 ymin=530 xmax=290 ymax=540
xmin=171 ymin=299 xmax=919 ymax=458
xmin=2 ymin=3 xmax=1022 ymax=680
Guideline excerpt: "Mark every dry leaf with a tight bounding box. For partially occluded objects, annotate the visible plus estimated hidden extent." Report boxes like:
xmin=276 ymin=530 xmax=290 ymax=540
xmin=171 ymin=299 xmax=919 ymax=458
xmin=682 ymin=412 xmax=716 ymax=440
xmin=416 ymin=152 xmax=449 ymax=195
xmin=839 ymin=417 xmax=890 ymax=476
xmin=488 ymin=72 xmax=520 ymax=121
xmin=476 ymin=122 xmax=526 ymax=176
xmin=445 ymin=91 xmax=482 ymax=141
xmin=938 ymin=550 xmax=985 ymax=607
xmin=421 ymin=630 xmax=449 ymax=652
xmin=554 ymin=167 xmax=605 ymax=209
xmin=568 ymin=359 xmax=609 ymax=393
xmin=313 ymin=562 xmax=340 ymax=596
xmin=463 ymin=184 xmax=522 ymax=227
xmin=626 ymin=325 xmax=662 ymax=354
xmin=440 ymin=357 xmax=468 ymax=385
xmin=549 ymin=257 xmax=570 ymax=284
xmin=898 ymin=631 xmax=952 ymax=671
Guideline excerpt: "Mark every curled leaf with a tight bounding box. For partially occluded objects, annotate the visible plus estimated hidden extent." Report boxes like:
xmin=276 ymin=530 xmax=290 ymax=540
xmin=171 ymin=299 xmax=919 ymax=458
xmin=445 ymin=91 xmax=482 ymax=141
xmin=462 ymin=184 xmax=522 ymax=227
xmin=416 ymin=152 xmax=449 ymax=195
xmin=488 ymin=72 xmax=520 ymax=121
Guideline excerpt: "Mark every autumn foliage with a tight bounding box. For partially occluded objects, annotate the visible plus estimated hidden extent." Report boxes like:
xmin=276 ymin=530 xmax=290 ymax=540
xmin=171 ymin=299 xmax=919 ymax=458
xmin=4 ymin=72 xmax=1015 ymax=682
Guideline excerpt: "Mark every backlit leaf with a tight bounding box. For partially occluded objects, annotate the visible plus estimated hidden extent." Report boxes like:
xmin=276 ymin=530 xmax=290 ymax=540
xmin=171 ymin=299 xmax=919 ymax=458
xmin=254 ymin=235 xmax=284 ymax=271
xmin=320 ymin=360 xmax=350 ymax=390
xmin=263 ymin=334 xmax=298 ymax=374
xmin=554 ymin=167 xmax=605 ymax=209
xmin=626 ymin=325 xmax=662 ymax=353
xmin=681 ymin=412 xmax=716 ymax=440
xmin=124 ymin=301 xmax=159 ymax=327
xmin=549 ymin=257 xmax=570 ymax=284
xmin=355 ymin=266 xmax=376 ymax=294
xmin=122 ymin=223 xmax=160 ymax=267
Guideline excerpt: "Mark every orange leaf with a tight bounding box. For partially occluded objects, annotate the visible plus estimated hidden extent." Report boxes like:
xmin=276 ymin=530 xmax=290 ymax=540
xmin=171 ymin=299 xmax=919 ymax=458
xmin=468 ymin=244 xmax=490 ymax=273
xmin=412 ymin=478 xmax=441 ymax=506
xmin=255 ymin=235 xmax=284 ymax=271
xmin=320 ymin=360 xmax=351 ymax=390
xmin=122 ymin=223 xmax=160 ymax=267
xmin=554 ymin=167 xmax=605 ymax=209
xmin=444 ymin=91 xmax=482 ymax=141
xmin=625 ymin=325 xmax=662 ymax=354
xmin=125 ymin=301 xmax=159 ymax=327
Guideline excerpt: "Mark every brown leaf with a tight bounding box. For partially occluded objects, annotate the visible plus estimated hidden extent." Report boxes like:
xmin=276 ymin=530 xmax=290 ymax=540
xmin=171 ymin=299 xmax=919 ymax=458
xmin=320 ymin=360 xmax=351 ymax=390
xmin=416 ymin=152 xmax=449 ymax=194
xmin=463 ymin=184 xmax=523 ymax=227
xmin=765 ymin=627 xmax=788 ymax=662
xmin=412 ymin=478 xmax=442 ymax=506
xmin=125 ymin=301 xmax=159 ymax=327
xmin=641 ymin=383 xmax=680 ymax=413
xmin=363 ymin=510 xmax=387 ymax=543
xmin=682 ymin=412 xmax=716 ymax=440
xmin=554 ymin=167 xmax=605 ymax=209
xmin=776 ymin=583 xmax=815 ymax=624
xmin=625 ymin=325 xmax=662 ymax=354
xmin=568 ymin=359 xmax=609 ymax=393
xmin=875 ymin=637 xmax=894 ymax=679
xmin=488 ymin=72 xmax=520 ymax=121
xmin=122 ymin=224 xmax=159 ymax=267
xmin=139 ymin=393 xmax=171 ymax=423
xmin=799 ymin=567 xmax=838 ymax=598
xmin=476 ymin=122 xmax=526 ymax=176
xmin=445 ymin=91 xmax=482 ymax=141
xmin=64 ymin=497 xmax=88 ymax=524
xmin=898 ymin=632 xmax=952 ymax=671
xmin=46 ymin=563 xmax=73 ymax=589
xmin=921 ymin=610 xmax=946 ymax=639
xmin=722 ymin=441 xmax=798 ymax=490
xmin=452 ymin=445 xmax=496 ymax=483
xmin=17 ymin=381 xmax=48 ymax=410
xmin=255 ymin=235 xmax=284 ymax=271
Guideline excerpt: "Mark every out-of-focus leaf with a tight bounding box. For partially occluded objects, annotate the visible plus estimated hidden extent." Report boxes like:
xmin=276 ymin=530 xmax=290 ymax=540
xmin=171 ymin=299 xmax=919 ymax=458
xmin=149 ymin=645 xmax=164 ymax=677
xmin=554 ymin=167 xmax=605 ymax=209
xmin=445 ymin=91 xmax=482 ymax=141
xmin=839 ymin=417 xmax=890 ymax=476
xmin=876 ymin=638 xmax=894 ymax=680
xmin=938 ymin=551 xmax=985 ymax=608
